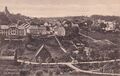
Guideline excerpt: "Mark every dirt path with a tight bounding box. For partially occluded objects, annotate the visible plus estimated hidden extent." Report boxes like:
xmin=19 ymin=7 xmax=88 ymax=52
xmin=17 ymin=59 xmax=120 ymax=76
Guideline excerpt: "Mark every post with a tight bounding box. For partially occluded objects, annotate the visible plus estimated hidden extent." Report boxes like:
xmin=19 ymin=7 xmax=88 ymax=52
xmin=14 ymin=49 xmax=18 ymax=64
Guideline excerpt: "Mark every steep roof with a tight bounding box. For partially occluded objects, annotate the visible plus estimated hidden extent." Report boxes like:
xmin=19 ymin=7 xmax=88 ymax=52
xmin=18 ymin=23 xmax=30 ymax=29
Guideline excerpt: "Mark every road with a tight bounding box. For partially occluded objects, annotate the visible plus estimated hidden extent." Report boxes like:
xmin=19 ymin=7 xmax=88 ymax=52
xmin=17 ymin=59 xmax=120 ymax=76
xmin=17 ymin=59 xmax=120 ymax=65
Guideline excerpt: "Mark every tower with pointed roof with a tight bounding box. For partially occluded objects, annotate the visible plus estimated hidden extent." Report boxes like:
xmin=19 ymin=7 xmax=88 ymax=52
xmin=5 ymin=6 xmax=10 ymax=15
xmin=4 ymin=6 xmax=13 ymax=23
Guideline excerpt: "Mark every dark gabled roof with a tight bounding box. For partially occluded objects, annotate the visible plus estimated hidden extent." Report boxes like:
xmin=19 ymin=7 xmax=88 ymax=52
xmin=35 ymin=44 xmax=71 ymax=62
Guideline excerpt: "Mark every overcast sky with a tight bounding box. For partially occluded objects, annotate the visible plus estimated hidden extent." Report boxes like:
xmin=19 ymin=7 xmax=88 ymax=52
xmin=0 ymin=0 xmax=120 ymax=17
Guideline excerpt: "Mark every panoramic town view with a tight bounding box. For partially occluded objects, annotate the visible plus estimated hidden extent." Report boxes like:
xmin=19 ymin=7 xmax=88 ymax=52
xmin=0 ymin=0 xmax=120 ymax=76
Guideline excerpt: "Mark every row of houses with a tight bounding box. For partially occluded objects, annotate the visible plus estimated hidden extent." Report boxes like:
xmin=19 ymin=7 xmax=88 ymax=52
xmin=0 ymin=24 xmax=50 ymax=38
xmin=0 ymin=23 xmax=68 ymax=38
xmin=0 ymin=24 xmax=26 ymax=37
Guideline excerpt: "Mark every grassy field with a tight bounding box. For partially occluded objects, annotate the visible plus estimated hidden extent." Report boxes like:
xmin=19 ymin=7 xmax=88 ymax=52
xmin=80 ymin=30 xmax=120 ymax=45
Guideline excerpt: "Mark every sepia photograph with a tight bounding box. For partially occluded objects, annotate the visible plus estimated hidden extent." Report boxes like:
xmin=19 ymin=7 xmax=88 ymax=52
xmin=0 ymin=0 xmax=120 ymax=76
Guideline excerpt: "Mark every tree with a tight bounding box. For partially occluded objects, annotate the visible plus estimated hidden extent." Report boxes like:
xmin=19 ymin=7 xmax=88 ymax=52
xmin=24 ymin=33 xmax=33 ymax=44
xmin=35 ymin=71 xmax=43 ymax=76
xmin=109 ymin=49 xmax=119 ymax=60
xmin=100 ymin=22 xmax=107 ymax=29
xmin=114 ymin=50 xmax=119 ymax=60
xmin=0 ymin=34 xmax=5 ymax=44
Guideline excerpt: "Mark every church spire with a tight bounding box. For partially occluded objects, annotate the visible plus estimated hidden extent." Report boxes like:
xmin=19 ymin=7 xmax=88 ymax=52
xmin=4 ymin=6 xmax=13 ymax=23
xmin=5 ymin=6 xmax=10 ymax=15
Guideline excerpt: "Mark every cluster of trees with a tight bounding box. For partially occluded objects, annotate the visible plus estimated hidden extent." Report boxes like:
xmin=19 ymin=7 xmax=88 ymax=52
xmin=0 ymin=11 xmax=30 ymax=25
xmin=0 ymin=12 xmax=10 ymax=25
xmin=91 ymin=15 xmax=120 ymax=22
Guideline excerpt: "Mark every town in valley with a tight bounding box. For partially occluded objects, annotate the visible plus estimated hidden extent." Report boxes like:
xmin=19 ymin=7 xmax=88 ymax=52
xmin=0 ymin=6 xmax=120 ymax=76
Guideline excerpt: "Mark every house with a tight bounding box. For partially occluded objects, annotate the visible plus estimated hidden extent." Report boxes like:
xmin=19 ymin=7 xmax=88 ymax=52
xmin=27 ymin=25 xmax=47 ymax=36
xmin=0 ymin=23 xmax=29 ymax=38
xmin=62 ymin=20 xmax=72 ymax=27
xmin=105 ymin=21 xmax=116 ymax=31
xmin=0 ymin=25 xmax=9 ymax=36
xmin=18 ymin=23 xmax=30 ymax=36
xmin=35 ymin=44 xmax=69 ymax=63
xmin=54 ymin=26 xmax=66 ymax=36
xmin=97 ymin=20 xmax=116 ymax=31
xmin=71 ymin=23 xmax=79 ymax=27
xmin=0 ymin=24 xmax=21 ymax=37
xmin=44 ymin=22 xmax=51 ymax=26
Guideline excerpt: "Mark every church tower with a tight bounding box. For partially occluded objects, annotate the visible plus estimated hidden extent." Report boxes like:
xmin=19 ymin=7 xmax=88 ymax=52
xmin=4 ymin=6 xmax=13 ymax=23
xmin=5 ymin=6 xmax=10 ymax=15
